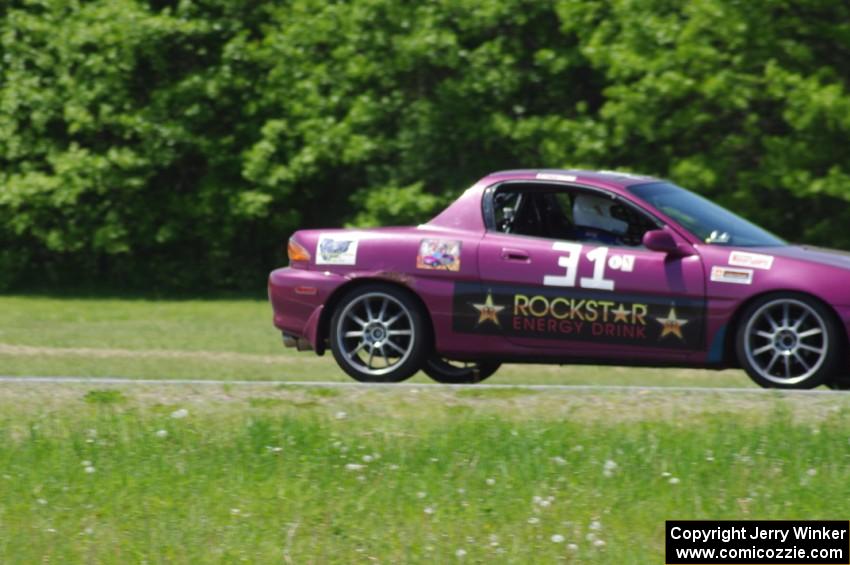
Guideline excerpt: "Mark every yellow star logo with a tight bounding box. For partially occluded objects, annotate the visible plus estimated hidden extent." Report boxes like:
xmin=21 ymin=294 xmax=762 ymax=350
xmin=471 ymin=292 xmax=504 ymax=326
xmin=656 ymin=306 xmax=688 ymax=340
xmin=612 ymin=304 xmax=630 ymax=323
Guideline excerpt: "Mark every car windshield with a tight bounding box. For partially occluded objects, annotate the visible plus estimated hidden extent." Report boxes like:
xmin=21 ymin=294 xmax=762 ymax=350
xmin=629 ymin=182 xmax=786 ymax=247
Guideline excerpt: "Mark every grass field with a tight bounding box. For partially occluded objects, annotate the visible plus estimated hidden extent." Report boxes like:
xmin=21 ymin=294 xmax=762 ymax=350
xmin=2 ymin=383 xmax=850 ymax=563
xmin=3 ymin=295 xmax=849 ymax=563
xmin=0 ymin=295 xmax=753 ymax=387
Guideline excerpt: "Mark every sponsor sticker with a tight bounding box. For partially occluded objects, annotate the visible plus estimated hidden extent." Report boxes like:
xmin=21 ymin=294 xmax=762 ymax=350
xmin=728 ymin=251 xmax=774 ymax=270
xmin=453 ymin=282 xmax=704 ymax=350
xmin=316 ymin=236 xmax=359 ymax=265
xmin=417 ymin=239 xmax=461 ymax=271
xmin=710 ymin=266 xmax=754 ymax=285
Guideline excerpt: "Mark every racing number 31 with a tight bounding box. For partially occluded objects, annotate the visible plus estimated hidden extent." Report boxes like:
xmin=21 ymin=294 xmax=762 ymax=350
xmin=543 ymin=242 xmax=634 ymax=291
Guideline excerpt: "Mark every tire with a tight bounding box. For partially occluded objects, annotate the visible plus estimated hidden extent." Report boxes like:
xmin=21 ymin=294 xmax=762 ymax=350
xmin=827 ymin=376 xmax=850 ymax=391
xmin=422 ymin=357 xmax=501 ymax=384
xmin=329 ymin=284 xmax=428 ymax=382
xmin=735 ymin=293 xmax=842 ymax=389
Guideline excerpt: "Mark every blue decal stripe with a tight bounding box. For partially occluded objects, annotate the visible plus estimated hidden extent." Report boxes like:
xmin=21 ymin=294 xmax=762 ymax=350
xmin=707 ymin=324 xmax=727 ymax=363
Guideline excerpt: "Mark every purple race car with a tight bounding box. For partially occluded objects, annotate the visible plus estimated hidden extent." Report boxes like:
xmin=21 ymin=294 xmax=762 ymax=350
xmin=269 ymin=169 xmax=850 ymax=389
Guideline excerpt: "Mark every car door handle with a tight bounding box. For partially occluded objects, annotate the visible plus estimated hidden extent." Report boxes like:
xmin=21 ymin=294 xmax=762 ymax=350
xmin=501 ymin=248 xmax=530 ymax=262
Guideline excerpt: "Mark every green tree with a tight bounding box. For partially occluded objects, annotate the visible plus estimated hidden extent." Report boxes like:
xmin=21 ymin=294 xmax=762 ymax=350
xmin=2 ymin=0 xmax=850 ymax=291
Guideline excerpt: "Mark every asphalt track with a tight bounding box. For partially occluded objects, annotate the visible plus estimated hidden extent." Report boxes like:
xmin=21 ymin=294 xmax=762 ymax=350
xmin=0 ymin=376 xmax=848 ymax=395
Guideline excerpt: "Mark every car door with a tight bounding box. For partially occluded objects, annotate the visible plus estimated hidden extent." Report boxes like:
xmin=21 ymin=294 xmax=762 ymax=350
xmin=462 ymin=183 xmax=706 ymax=361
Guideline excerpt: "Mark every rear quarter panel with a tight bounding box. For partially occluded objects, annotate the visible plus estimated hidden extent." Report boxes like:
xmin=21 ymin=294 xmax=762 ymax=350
xmin=284 ymin=227 xmax=490 ymax=354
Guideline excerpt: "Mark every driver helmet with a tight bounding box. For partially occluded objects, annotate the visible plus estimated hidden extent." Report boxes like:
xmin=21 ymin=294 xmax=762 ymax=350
xmin=573 ymin=194 xmax=629 ymax=234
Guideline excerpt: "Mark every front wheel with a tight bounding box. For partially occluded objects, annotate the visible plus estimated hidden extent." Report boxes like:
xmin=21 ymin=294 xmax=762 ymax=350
xmin=422 ymin=357 xmax=501 ymax=384
xmin=329 ymin=284 xmax=428 ymax=382
xmin=735 ymin=294 xmax=842 ymax=389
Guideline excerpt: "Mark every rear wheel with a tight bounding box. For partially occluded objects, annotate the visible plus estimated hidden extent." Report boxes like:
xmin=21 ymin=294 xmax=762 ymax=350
xmin=422 ymin=357 xmax=501 ymax=384
xmin=827 ymin=376 xmax=850 ymax=390
xmin=735 ymin=293 xmax=841 ymax=389
xmin=329 ymin=284 xmax=428 ymax=382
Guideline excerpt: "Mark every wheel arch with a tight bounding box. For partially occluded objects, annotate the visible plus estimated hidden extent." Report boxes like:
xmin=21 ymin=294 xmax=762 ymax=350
xmin=722 ymin=289 xmax=849 ymax=368
xmin=316 ymin=277 xmax=435 ymax=355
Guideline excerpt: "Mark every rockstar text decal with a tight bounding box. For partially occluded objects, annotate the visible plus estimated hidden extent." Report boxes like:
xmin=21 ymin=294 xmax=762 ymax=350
xmin=452 ymin=282 xmax=703 ymax=350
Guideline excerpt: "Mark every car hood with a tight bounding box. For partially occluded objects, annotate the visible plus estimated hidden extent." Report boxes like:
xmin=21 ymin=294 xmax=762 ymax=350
xmin=764 ymin=245 xmax=850 ymax=271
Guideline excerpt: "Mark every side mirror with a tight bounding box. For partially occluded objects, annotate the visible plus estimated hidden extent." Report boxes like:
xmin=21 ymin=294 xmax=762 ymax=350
xmin=643 ymin=229 xmax=690 ymax=256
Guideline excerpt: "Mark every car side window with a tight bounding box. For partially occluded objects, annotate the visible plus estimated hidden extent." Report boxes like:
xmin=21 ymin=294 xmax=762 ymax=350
xmin=493 ymin=185 xmax=657 ymax=247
